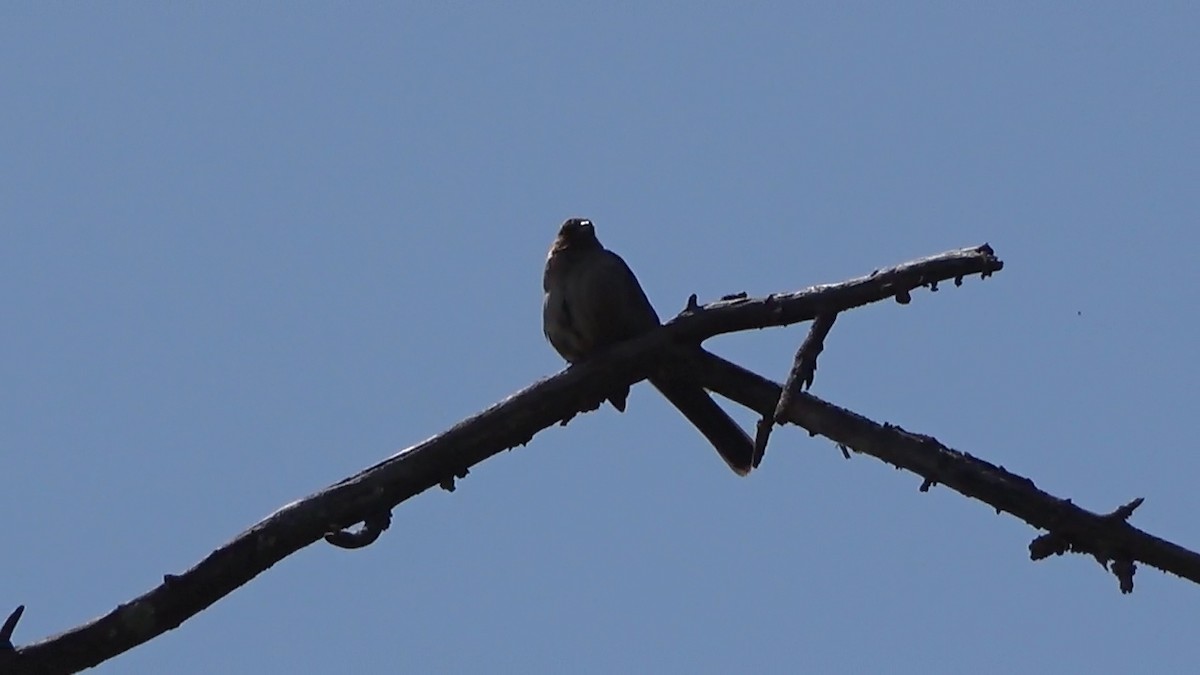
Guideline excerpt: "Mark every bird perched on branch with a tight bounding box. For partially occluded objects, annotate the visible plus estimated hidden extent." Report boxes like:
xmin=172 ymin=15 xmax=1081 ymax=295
xmin=542 ymin=217 xmax=754 ymax=476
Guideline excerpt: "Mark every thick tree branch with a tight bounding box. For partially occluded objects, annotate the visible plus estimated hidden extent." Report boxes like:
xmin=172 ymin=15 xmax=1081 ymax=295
xmin=690 ymin=352 xmax=1200 ymax=590
xmin=9 ymin=244 xmax=1003 ymax=673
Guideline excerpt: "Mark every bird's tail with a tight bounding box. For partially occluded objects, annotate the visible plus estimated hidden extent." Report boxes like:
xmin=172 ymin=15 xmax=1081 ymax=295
xmin=649 ymin=374 xmax=754 ymax=476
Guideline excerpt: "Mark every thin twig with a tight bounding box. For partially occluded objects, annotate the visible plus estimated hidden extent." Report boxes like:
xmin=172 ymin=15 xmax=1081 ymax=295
xmin=754 ymin=312 xmax=839 ymax=468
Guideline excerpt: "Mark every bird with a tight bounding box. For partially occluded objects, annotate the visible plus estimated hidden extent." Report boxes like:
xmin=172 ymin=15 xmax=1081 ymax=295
xmin=542 ymin=217 xmax=754 ymax=476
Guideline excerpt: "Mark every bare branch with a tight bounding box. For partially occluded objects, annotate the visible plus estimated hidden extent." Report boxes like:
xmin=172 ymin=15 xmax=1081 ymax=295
xmin=754 ymin=312 xmax=839 ymax=467
xmin=666 ymin=243 xmax=1001 ymax=340
xmin=689 ymin=352 xmax=1200 ymax=591
xmin=8 ymin=244 xmax=1003 ymax=673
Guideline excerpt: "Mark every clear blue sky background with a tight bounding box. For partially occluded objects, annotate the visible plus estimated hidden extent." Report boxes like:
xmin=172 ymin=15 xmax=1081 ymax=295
xmin=3 ymin=4 xmax=1197 ymax=673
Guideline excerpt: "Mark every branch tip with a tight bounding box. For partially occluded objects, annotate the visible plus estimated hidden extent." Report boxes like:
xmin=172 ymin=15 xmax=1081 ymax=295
xmin=1111 ymin=559 xmax=1136 ymax=594
xmin=1 ymin=605 xmax=24 ymax=650
xmin=751 ymin=416 xmax=772 ymax=468
xmin=1106 ymin=497 xmax=1144 ymax=522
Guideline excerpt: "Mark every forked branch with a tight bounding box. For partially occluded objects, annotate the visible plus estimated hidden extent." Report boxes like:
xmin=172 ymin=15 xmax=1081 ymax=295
xmin=17 ymin=243 xmax=1175 ymax=675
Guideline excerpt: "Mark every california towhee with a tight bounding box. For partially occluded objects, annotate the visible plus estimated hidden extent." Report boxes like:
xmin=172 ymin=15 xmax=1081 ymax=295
xmin=543 ymin=217 xmax=754 ymax=476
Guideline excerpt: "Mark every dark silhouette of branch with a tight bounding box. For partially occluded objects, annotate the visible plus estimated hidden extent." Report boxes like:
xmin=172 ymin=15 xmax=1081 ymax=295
xmin=0 ymin=605 xmax=24 ymax=673
xmin=686 ymin=352 xmax=1200 ymax=591
xmin=780 ymin=312 xmax=838 ymax=402
xmin=753 ymin=312 xmax=838 ymax=467
xmin=0 ymin=606 xmax=22 ymax=650
xmin=24 ymin=243 xmax=1175 ymax=674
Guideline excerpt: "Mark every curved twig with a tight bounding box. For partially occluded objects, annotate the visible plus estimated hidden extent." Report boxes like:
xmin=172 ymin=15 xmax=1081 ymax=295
xmin=325 ymin=510 xmax=393 ymax=550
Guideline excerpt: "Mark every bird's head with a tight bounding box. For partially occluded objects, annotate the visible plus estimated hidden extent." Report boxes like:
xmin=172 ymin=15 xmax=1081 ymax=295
xmin=554 ymin=217 xmax=600 ymax=249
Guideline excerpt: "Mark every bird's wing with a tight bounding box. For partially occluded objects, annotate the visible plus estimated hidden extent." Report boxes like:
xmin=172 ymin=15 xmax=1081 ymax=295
xmin=571 ymin=249 xmax=661 ymax=350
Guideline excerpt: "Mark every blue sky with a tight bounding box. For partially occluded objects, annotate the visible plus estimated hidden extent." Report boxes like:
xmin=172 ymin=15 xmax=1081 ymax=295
xmin=3 ymin=3 xmax=1197 ymax=673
